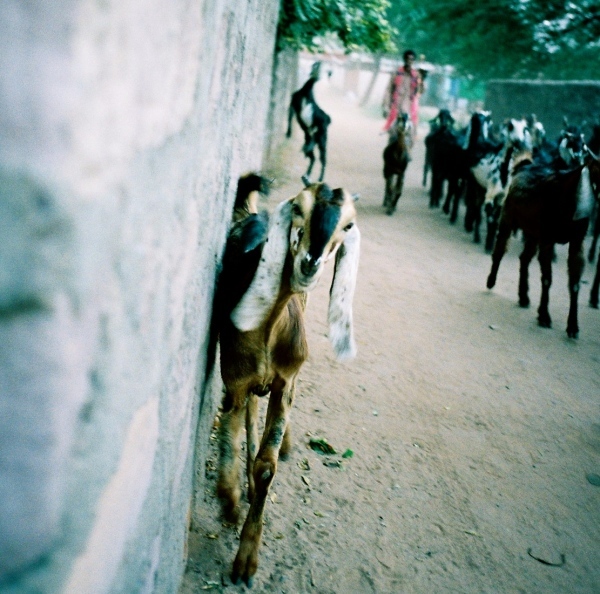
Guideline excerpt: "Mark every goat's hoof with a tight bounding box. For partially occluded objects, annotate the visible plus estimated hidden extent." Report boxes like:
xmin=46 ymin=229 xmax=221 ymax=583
xmin=386 ymin=208 xmax=394 ymax=216
xmin=486 ymin=276 xmax=495 ymax=289
xmin=537 ymin=316 xmax=552 ymax=328
xmin=567 ymin=328 xmax=579 ymax=339
xmin=231 ymin=573 xmax=253 ymax=588
xmin=218 ymin=499 xmax=240 ymax=525
xmin=519 ymin=298 xmax=530 ymax=308
xmin=590 ymin=300 xmax=599 ymax=309
xmin=232 ymin=547 xmax=258 ymax=589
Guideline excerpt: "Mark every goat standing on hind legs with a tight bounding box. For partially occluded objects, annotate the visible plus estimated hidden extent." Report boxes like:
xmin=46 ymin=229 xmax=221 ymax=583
xmin=382 ymin=112 xmax=411 ymax=216
xmin=215 ymin=175 xmax=360 ymax=586
xmin=286 ymin=66 xmax=332 ymax=183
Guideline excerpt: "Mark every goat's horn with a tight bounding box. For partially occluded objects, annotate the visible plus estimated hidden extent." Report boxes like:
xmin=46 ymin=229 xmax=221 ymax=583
xmin=351 ymin=193 xmax=360 ymax=202
xmin=301 ymin=175 xmax=311 ymax=187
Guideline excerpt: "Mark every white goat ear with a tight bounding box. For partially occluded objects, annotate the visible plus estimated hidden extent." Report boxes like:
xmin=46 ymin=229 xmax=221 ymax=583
xmin=231 ymin=200 xmax=293 ymax=331
xmin=328 ymin=224 xmax=360 ymax=361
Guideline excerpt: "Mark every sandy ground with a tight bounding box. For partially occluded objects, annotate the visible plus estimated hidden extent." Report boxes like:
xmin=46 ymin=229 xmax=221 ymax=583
xmin=180 ymin=83 xmax=600 ymax=594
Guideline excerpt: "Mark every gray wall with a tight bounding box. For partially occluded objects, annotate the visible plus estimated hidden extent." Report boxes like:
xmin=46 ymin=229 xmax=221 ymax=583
xmin=0 ymin=1 xmax=295 ymax=593
xmin=485 ymin=80 xmax=600 ymax=139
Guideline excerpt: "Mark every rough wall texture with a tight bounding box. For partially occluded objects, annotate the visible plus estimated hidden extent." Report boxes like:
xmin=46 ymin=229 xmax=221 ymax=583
xmin=485 ymin=80 xmax=600 ymax=139
xmin=0 ymin=1 xmax=293 ymax=593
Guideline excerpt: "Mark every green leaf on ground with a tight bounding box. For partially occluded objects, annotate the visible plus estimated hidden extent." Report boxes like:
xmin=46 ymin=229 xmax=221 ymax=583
xmin=308 ymin=437 xmax=337 ymax=455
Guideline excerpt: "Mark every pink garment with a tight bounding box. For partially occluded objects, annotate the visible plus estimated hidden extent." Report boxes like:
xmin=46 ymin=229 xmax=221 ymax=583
xmin=384 ymin=67 xmax=421 ymax=132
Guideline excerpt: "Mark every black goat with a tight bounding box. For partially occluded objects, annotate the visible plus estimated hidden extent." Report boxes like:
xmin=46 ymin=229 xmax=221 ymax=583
xmin=487 ymin=145 xmax=599 ymax=338
xmin=425 ymin=109 xmax=469 ymax=214
xmin=585 ymin=120 xmax=600 ymax=263
xmin=286 ymin=73 xmax=331 ymax=183
xmin=470 ymin=117 xmax=533 ymax=252
xmin=382 ymin=112 xmax=411 ymax=215
xmin=462 ymin=111 xmax=498 ymax=244
xmin=423 ymin=111 xmax=447 ymax=187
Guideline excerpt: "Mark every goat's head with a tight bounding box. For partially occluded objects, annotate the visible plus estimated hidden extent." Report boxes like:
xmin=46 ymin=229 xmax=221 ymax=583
xmin=465 ymin=110 xmax=492 ymax=146
xmin=438 ymin=108 xmax=454 ymax=130
xmin=231 ymin=181 xmax=360 ymax=359
xmin=559 ymin=127 xmax=587 ymax=166
xmin=288 ymin=182 xmax=357 ymax=291
xmin=391 ymin=112 xmax=410 ymax=136
xmin=502 ymin=118 xmax=532 ymax=151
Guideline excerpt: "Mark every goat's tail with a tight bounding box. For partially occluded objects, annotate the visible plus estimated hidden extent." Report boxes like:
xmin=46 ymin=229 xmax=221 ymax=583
xmin=234 ymin=173 xmax=271 ymax=221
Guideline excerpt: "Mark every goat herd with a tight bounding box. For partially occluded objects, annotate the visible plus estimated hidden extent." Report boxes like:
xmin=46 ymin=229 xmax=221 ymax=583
xmin=206 ymin=73 xmax=599 ymax=586
xmin=412 ymin=108 xmax=600 ymax=340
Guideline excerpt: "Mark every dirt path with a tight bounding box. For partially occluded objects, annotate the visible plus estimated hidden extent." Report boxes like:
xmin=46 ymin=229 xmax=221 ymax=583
xmin=182 ymin=84 xmax=600 ymax=594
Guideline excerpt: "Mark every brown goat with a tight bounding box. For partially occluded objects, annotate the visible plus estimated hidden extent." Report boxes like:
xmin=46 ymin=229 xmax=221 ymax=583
xmin=382 ymin=112 xmax=411 ymax=215
xmin=215 ymin=175 xmax=360 ymax=586
xmin=487 ymin=147 xmax=599 ymax=338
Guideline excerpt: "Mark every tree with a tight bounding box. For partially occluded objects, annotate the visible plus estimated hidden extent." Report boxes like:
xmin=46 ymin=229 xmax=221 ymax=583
xmin=276 ymin=0 xmax=396 ymax=54
xmin=385 ymin=0 xmax=600 ymax=81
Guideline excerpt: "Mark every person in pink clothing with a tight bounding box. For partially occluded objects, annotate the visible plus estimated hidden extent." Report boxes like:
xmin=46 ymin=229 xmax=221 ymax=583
xmin=383 ymin=49 xmax=424 ymax=143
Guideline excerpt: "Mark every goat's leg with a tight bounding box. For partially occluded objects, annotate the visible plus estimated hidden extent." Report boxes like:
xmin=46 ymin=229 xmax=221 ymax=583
xmin=589 ymin=234 xmax=599 ymax=263
xmin=486 ymin=220 xmax=512 ymax=289
xmin=385 ymin=176 xmax=397 ymax=215
xmin=383 ymin=176 xmax=393 ymax=212
xmin=286 ymin=103 xmax=295 ymax=138
xmin=232 ymin=380 xmax=293 ymax=587
xmin=518 ymin=235 xmax=538 ymax=307
xmin=588 ymin=205 xmax=599 ymax=262
xmin=245 ymin=394 xmax=259 ymax=503
xmin=391 ymin=170 xmax=406 ymax=211
xmin=217 ymin=390 xmax=247 ymax=523
xmin=450 ymin=179 xmax=464 ymax=224
xmin=430 ymin=169 xmax=442 ymax=208
xmin=484 ymin=202 xmax=501 ymax=254
xmin=442 ymin=176 xmax=455 ymax=214
xmin=537 ymin=242 xmax=554 ymax=328
xmin=590 ymin=253 xmax=600 ymax=308
xmin=473 ymin=203 xmax=482 ymax=244
xmin=280 ymin=381 xmax=297 ymax=460
xmin=566 ymin=237 xmax=585 ymax=338
xmin=317 ymin=132 xmax=327 ymax=182
xmin=305 ymin=147 xmax=316 ymax=180
xmin=464 ymin=177 xmax=475 ymax=232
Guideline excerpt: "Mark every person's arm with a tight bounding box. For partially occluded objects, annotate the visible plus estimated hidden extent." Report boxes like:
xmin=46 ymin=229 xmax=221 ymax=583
xmin=382 ymin=73 xmax=395 ymax=117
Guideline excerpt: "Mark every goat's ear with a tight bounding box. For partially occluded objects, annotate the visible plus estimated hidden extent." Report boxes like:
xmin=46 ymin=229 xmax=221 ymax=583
xmin=230 ymin=199 xmax=293 ymax=331
xmin=328 ymin=223 xmax=360 ymax=361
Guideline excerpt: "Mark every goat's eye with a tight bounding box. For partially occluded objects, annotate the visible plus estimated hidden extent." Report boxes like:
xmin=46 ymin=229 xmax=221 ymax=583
xmin=291 ymin=203 xmax=303 ymax=217
xmin=344 ymin=222 xmax=354 ymax=231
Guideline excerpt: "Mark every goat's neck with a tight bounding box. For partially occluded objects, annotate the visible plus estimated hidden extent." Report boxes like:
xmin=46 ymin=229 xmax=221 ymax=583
xmin=260 ymin=257 xmax=297 ymax=338
xmin=394 ymin=131 xmax=407 ymax=151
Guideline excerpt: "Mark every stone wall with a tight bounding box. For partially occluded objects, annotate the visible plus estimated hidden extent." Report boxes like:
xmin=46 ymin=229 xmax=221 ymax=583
xmin=485 ymin=80 xmax=600 ymax=139
xmin=0 ymin=1 xmax=294 ymax=593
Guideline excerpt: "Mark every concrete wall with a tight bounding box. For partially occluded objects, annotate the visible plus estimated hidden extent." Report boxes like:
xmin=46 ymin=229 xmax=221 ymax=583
xmin=0 ymin=1 xmax=294 ymax=593
xmin=485 ymin=80 xmax=600 ymax=139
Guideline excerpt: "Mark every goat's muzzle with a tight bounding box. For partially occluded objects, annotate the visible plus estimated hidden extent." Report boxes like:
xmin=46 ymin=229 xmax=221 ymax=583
xmin=300 ymin=253 xmax=320 ymax=277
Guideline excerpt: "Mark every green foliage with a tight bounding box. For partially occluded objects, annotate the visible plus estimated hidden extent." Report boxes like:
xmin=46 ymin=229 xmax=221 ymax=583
xmin=276 ymin=0 xmax=396 ymax=54
xmin=385 ymin=0 xmax=600 ymax=81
